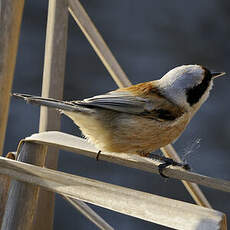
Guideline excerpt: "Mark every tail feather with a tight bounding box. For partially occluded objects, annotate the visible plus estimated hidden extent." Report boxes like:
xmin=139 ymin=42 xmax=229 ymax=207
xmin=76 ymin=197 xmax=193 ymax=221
xmin=12 ymin=93 xmax=90 ymax=113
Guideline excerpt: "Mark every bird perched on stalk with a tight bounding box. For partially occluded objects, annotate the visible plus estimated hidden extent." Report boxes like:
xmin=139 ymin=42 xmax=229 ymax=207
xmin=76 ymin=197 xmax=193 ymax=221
xmin=13 ymin=65 xmax=225 ymax=176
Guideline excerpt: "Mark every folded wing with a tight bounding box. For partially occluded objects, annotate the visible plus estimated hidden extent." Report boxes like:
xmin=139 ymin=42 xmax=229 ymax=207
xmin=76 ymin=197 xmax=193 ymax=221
xmin=74 ymin=90 xmax=184 ymax=121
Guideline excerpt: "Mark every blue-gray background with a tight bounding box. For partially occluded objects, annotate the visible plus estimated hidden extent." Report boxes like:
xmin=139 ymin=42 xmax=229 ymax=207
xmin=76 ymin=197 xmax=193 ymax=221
xmin=5 ymin=1 xmax=230 ymax=229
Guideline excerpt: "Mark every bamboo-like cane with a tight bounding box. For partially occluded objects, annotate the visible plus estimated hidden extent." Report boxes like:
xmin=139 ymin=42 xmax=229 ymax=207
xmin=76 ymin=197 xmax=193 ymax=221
xmin=24 ymin=131 xmax=230 ymax=193
xmin=0 ymin=0 xmax=24 ymax=155
xmin=1 ymin=143 xmax=47 ymax=230
xmin=68 ymin=0 xmax=211 ymax=208
xmin=0 ymin=153 xmax=16 ymax=226
xmin=0 ymin=156 xmax=226 ymax=230
xmin=0 ymin=0 xmax=24 ymax=227
xmin=33 ymin=0 xmax=69 ymax=230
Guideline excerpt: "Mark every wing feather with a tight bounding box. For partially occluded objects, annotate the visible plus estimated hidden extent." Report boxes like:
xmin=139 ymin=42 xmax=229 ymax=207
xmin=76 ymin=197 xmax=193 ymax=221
xmin=73 ymin=90 xmax=184 ymax=121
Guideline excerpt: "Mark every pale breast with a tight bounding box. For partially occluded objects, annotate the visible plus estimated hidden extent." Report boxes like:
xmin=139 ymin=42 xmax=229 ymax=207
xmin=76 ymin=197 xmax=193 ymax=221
xmin=106 ymin=113 xmax=190 ymax=153
xmin=64 ymin=110 xmax=190 ymax=154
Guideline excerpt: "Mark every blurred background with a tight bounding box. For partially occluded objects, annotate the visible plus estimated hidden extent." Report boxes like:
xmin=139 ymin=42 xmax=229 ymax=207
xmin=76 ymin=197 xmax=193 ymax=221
xmin=5 ymin=0 xmax=230 ymax=229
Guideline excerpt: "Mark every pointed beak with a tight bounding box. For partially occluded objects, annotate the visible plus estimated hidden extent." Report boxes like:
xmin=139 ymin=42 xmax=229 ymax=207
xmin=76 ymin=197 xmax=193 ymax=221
xmin=211 ymin=72 xmax=226 ymax=79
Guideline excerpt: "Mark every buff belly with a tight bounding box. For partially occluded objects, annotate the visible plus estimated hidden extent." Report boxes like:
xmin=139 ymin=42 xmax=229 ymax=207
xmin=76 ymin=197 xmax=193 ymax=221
xmin=64 ymin=110 xmax=190 ymax=154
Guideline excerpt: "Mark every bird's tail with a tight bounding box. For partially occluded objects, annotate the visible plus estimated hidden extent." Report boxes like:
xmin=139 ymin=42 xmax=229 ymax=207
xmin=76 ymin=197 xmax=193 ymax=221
xmin=12 ymin=93 xmax=86 ymax=113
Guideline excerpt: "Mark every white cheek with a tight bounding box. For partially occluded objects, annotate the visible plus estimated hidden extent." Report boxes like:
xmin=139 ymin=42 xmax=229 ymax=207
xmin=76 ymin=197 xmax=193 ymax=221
xmin=161 ymin=85 xmax=189 ymax=108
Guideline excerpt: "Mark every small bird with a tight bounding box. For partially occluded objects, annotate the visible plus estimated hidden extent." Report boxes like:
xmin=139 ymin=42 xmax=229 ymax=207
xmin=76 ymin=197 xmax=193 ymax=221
xmin=13 ymin=65 xmax=225 ymax=175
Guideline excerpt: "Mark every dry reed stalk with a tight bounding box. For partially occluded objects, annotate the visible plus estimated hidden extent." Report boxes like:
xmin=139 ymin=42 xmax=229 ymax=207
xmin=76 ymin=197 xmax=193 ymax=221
xmin=0 ymin=156 xmax=226 ymax=230
xmin=0 ymin=1 xmax=24 ymax=227
xmin=33 ymin=0 xmax=69 ymax=229
xmin=0 ymin=153 xmax=16 ymax=226
xmin=1 ymin=143 xmax=47 ymax=230
xmin=0 ymin=0 xmax=24 ymax=154
xmin=24 ymin=131 xmax=230 ymax=193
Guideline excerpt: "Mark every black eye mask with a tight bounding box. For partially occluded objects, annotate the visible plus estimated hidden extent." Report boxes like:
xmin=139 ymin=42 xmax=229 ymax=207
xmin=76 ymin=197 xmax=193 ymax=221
xmin=186 ymin=67 xmax=212 ymax=106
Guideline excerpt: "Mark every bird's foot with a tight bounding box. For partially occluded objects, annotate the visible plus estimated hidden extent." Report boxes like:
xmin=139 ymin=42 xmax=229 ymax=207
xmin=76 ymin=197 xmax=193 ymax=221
xmin=96 ymin=150 xmax=101 ymax=161
xmin=148 ymin=154 xmax=190 ymax=178
xmin=158 ymin=158 xmax=175 ymax=178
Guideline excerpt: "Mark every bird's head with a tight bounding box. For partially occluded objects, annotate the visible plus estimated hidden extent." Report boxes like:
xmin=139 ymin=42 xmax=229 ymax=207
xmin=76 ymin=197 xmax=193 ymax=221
xmin=159 ymin=64 xmax=225 ymax=111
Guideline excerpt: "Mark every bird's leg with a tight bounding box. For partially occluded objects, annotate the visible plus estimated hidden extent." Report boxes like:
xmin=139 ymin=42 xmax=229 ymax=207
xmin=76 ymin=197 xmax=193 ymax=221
xmin=96 ymin=150 xmax=101 ymax=161
xmin=148 ymin=153 xmax=190 ymax=178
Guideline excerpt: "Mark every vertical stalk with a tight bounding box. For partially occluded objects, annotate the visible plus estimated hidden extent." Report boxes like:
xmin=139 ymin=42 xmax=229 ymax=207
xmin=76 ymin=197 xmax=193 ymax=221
xmin=1 ymin=143 xmax=47 ymax=230
xmin=0 ymin=0 xmax=24 ymax=154
xmin=0 ymin=1 xmax=24 ymax=227
xmin=33 ymin=0 xmax=68 ymax=229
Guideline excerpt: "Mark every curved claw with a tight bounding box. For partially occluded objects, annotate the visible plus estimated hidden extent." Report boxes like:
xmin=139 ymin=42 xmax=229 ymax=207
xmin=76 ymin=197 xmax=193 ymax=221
xmin=158 ymin=157 xmax=191 ymax=178
xmin=158 ymin=161 xmax=172 ymax=178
